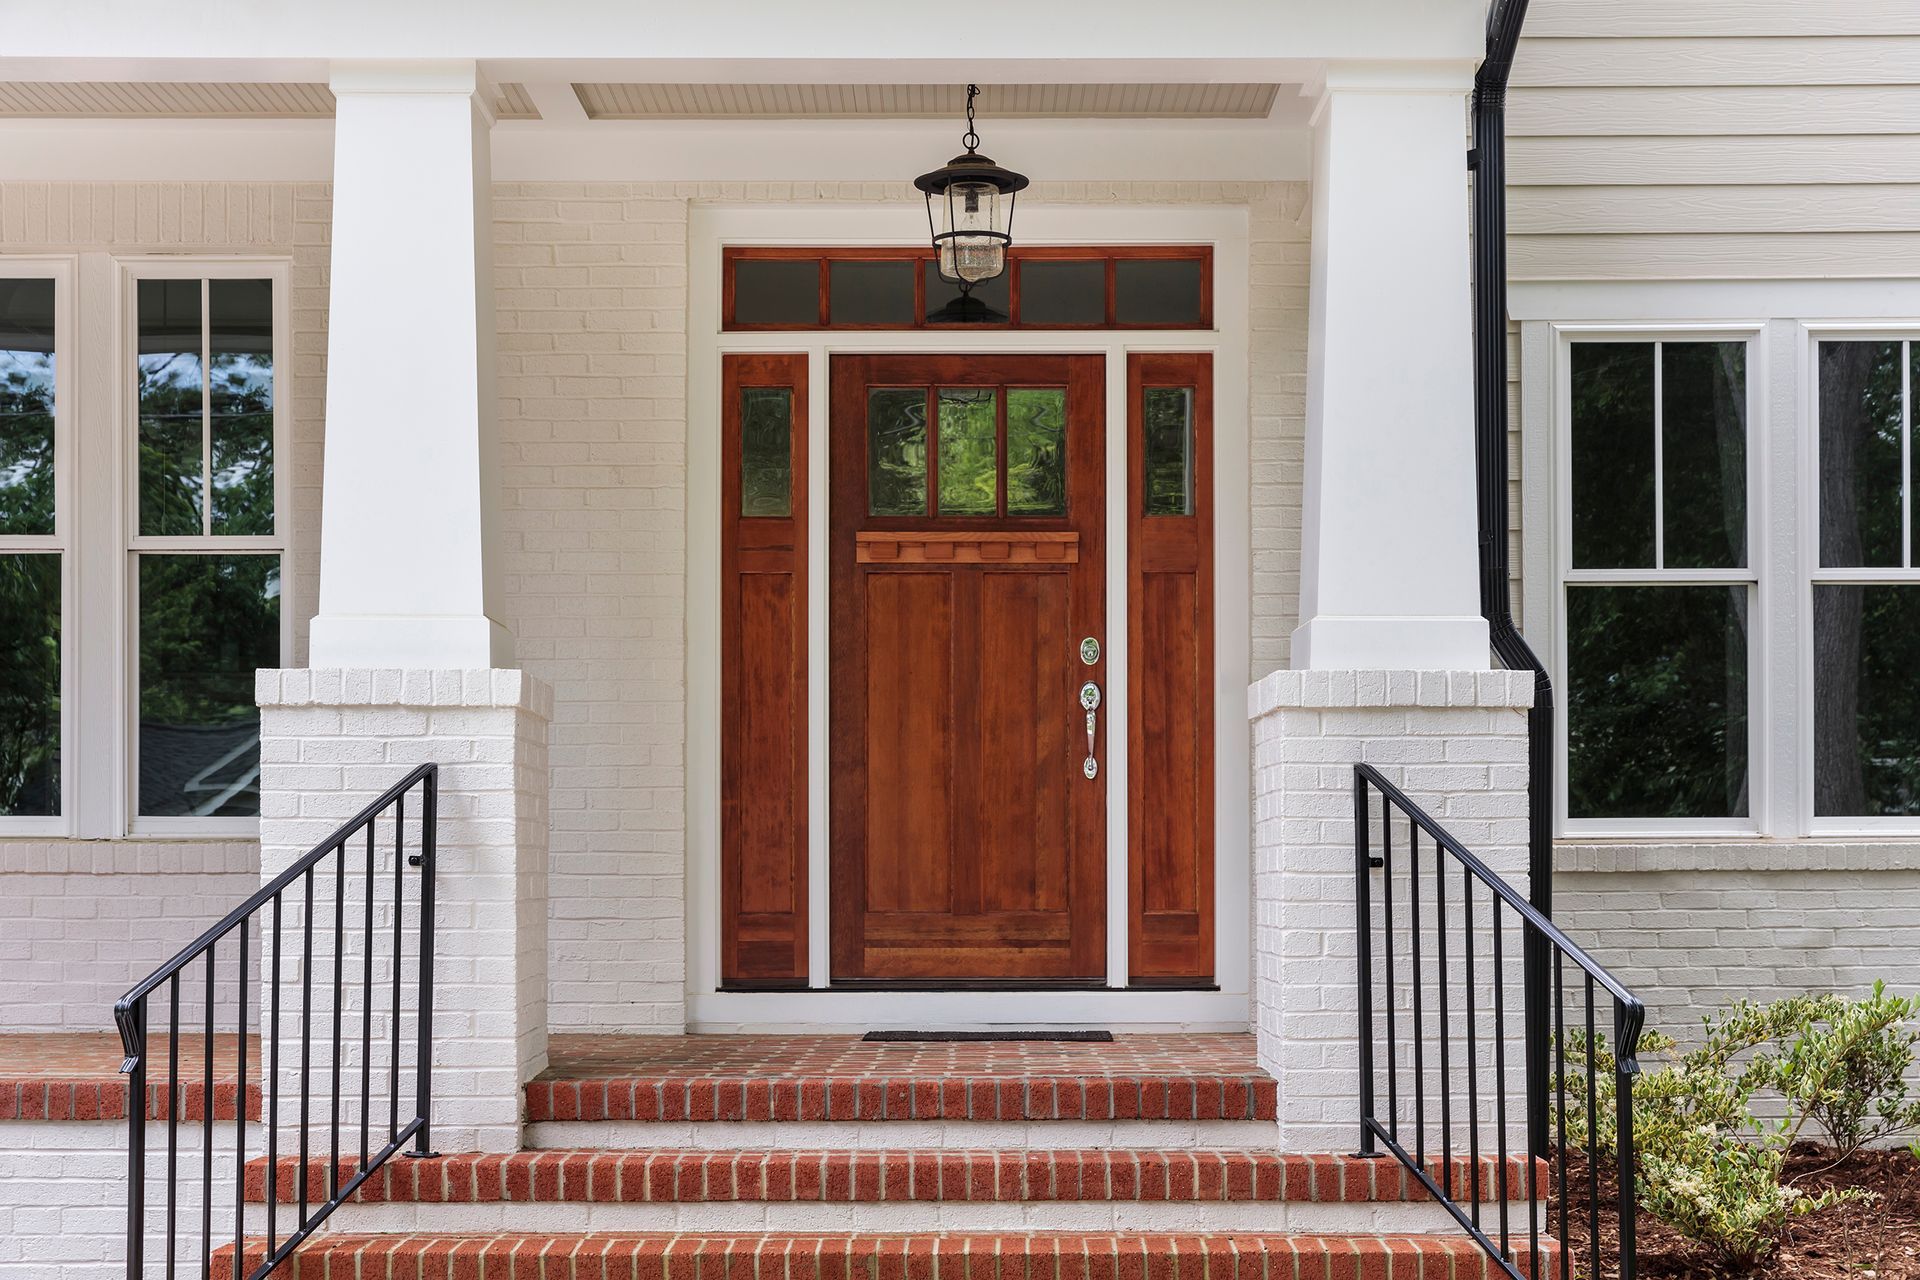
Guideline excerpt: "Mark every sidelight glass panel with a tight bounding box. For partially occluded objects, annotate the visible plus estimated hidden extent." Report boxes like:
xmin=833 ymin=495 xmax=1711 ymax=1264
xmin=137 ymin=279 xmax=205 ymax=537
xmin=0 ymin=553 xmax=59 ymax=816
xmin=732 ymin=258 xmax=820 ymax=326
xmin=1813 ymin=584 xmax=1920 ymax=817
xmin=1569 ymin=342 xmax=1655 ymax=569
xmin=937 ymin=387 xmax=997 ymax=515
xmin=137 ymin=554 xmax=280 ymax=817
xmin=1661 ymin=342 xmax=1747 ymax=569
xmin=867 ymin=387 xmax=928 ymax=516
xmin=1143 ymin=387 xmax=1195 ymax=516
xmin=208 ymin=279 xmax=274 ymax=536
xmin=1816 ymin=341 xmax=1904 ymax=568
xmin=1007 ymin=389 xmax=1067 ymax=516
xmin=739 ymin=387 xmax=793 ymax=517
xmin=828 ymin=260 xmax=915 ymax=326
xmin=1566 ymin=584 xmax=1749 ymax=820
xmin=0 ymin=279 xmax=55 ymax=537
xmin=1115 ymin=259 xmax=1204 ymax=326
xmin=1018 ymin=260 xmax=1105 ymax=326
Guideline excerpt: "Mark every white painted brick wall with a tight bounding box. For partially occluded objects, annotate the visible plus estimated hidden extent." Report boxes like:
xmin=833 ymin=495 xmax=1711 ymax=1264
xmin=257 ymin=669 xmax=552 ymax=1153
xmin=1248 ymin=670 xmax=1534 ymax=1153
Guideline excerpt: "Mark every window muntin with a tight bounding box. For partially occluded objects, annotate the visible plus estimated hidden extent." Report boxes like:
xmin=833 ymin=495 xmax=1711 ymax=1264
xmin=128 ymin=269 xmax=284 ymax=828
xmin=1811 ymin=338 xmax=1920 ymax=820
xmin=1561 ymin=337 xmax=1755 ymax=826
xmin=0 ymin=274 xmax=61 ymax=822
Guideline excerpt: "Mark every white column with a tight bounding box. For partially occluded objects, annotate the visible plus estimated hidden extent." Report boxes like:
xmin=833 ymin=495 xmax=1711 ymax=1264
xmin=309 ymin=60 xmax=508 ymax=670
xmin=1292 ymin=62 xmax=1489 ymax=671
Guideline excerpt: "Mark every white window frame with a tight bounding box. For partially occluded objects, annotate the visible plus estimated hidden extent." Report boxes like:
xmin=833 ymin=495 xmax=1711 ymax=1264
xmin=0 ymin=258 xmax=77 ymax=836
xmin=1800 ymin=323 xmax=1920 ymax=837
xmin=118 ymin=257 xmax=292 ymax=837
xmin=1552 ymin=324 xmax=1767 ymax=839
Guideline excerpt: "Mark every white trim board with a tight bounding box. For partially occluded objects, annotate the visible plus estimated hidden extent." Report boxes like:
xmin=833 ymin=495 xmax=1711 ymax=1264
xmin=686 ymin=202 xmax=1252 ymax=1031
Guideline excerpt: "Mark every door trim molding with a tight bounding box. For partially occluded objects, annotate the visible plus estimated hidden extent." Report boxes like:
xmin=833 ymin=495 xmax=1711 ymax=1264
xmin=688 ymin=202 xmax=1251 ymax=1029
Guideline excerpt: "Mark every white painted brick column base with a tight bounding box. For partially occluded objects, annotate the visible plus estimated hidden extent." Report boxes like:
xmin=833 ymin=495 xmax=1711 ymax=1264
xmin=257 ymin=669 xmax=552 ymax=1153
xmin=1248 ymin=670 xmax=1534 ymax=1152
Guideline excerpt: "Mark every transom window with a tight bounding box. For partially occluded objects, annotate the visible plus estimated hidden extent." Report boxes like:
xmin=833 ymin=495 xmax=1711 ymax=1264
xmin=724 ymin=246 xmax=1212 ymax=331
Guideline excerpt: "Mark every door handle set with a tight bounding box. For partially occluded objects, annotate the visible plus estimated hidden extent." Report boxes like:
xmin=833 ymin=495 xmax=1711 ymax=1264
xmin=1078 ymin=636 xmax=1101 ymax=780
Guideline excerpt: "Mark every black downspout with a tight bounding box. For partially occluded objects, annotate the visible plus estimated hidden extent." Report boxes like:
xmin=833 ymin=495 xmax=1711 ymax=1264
xmin=1471 ymin=0 xmax=1554 ymax=1160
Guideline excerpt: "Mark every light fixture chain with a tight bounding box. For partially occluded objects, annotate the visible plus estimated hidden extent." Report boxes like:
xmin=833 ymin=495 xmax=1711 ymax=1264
xmin=962 ymin=83 xmax=980 ymax=152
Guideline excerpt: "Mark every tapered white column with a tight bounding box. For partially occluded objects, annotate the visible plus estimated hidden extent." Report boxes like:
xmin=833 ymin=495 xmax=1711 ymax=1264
xmin=1292 ymin=62 xmax=1489 ymax=671
xmin=310 ymin=60 xmax=508 ymax=669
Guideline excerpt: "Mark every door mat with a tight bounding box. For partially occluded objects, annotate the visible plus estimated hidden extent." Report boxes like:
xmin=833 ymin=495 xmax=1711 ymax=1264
xmin=861 ymin=1030 xmax=1114 ymax=1043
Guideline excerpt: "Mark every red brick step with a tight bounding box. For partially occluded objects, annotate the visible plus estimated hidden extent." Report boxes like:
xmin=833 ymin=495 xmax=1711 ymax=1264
xmin=215 ymin=1231 xmax=1550 ymax=1280
xmin=246 ymin=1149 xmax=1542 ymax=1206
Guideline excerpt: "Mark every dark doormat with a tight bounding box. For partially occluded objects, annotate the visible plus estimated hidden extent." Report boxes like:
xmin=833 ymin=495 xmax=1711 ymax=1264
xmin=861 ymin=1030 xmax=1115 ymax=1042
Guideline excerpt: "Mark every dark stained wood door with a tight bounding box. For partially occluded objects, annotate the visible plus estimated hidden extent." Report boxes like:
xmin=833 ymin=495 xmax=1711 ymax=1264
xmin=830 ymin=354 xmax=1106 ymax=982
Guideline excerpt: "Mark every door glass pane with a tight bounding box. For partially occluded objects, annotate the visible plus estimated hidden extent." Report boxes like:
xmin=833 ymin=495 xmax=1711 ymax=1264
xmin=137 ymin=278 xmax=204 ymax=537
xmin=0 ymin=553 xmax=59 ymax=816
xmin=1566 ymin=584 xmax=1749 ymax=819
xmin=138 ymin=554 xmax=279 ymax=817
xmin=740 ymin=387 xmax=792 ymax=517
xmin=828 ymin=261 xmax=915 ymax=326
xmin=867 ymin=387 xmax=928 ymax=516
xmin=733 ymin=258 xmax=820 ymax=326
xmin=1143 ymin=387 xmax=1194 ymax=516
xmin=1817 ymin=341 xmax=1903 ymax=568
xmin=208 ymin=279 xmax=274 ymax=536
xmin=1007 ymin=389 xmax=1067 ymax=516
xmin=1661 ymin=342 xmax=1746 ymax=569
xmin=0 ymin=279 xmax=55 ymax=537
xmin=937 ymin=387 xmax=997 ymax=516
xmin=1018 ymin=260 xmax=1105 ymax=326
xmin=1115 ymin=259 xmax=1204 ymax=326
xmin=1569 ymin=342 xmax=1655 ymax=569
xmin=924 ymin=262 xmax=1009 ymax=324
xmin=1814 ymin=584 xmax=1920 ymax=816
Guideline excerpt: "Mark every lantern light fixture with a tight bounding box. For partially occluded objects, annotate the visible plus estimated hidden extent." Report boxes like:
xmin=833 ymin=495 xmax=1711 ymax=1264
xmin=915 ymin=84 xmax=1028 ymax=307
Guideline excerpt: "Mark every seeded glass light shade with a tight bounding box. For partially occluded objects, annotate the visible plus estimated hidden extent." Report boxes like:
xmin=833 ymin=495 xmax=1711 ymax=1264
xmin=915 ymin=86 xmax=1028 ymax=289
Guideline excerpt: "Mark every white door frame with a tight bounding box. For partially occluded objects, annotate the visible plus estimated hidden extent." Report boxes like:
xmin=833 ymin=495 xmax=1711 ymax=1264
xmin=687 ymin=202 xmax=1251 ymax=1030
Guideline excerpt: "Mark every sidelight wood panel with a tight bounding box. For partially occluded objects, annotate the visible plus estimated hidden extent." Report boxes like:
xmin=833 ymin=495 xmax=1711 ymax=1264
xmin=1128 ymin=352 xmax=1215 ymax=984
xmin=721 ymin=352 xmax=809 ymax=986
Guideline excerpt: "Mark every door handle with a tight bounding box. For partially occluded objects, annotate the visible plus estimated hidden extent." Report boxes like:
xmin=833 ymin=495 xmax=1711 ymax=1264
xmin=1080 ymin=681 xmax=1101 ymax=779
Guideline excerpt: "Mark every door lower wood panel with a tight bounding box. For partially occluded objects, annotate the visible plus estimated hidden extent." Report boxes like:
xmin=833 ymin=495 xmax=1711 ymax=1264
xmin=829 ymin=354 xmax=1107 ymax=983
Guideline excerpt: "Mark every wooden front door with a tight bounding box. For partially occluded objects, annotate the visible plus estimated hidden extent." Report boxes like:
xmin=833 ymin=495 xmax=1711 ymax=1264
xmin=830 ymin=354 xmax=1107 ymax=983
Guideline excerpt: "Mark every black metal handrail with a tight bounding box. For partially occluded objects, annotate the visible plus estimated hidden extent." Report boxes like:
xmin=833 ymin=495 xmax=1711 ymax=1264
xmin=114 ymin=763 xmax=438 ymax=1280
xmin=1354 ymin=763 xmax=1644 ymax=1280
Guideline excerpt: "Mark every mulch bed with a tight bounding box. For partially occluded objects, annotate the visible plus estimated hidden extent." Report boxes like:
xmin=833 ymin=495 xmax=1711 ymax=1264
xmin=1553 ymin=1144 xmax=1920 ymax=1280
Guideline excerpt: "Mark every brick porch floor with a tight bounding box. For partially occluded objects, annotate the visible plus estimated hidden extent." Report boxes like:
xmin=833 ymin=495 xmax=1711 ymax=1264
xmin=0 ymin=1032 xmax=261 ymax=1121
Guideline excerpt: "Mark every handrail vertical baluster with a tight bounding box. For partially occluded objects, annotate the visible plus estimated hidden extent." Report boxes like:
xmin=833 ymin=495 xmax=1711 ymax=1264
xmin=1435 ymin=833 xmax=1451 ymax=1198
xmin=412 ymin=771 xmax=437 ymax=1156
xmin=235 ymin=917 xmax=249 ymax=1272
xmin=1410 ymin=822 xmax=1426 ymax=1170
xmin=1354 ymin=772 xmax=1378 ymax=1156
xmin=1492 ymin=899 xmax=1509 ymax=1260
xmin=391 ymin=792 xmax=404 ymax=1145
xmin=125 ymin=998 xmax=145 ymax=1280
xmin=363 ymin=820 xmax=375 ymax=1171
xmin=330 ymin=847 xmax=345 ymax=1200
xmin=165 ymin=978 xmax=179 ymax=1279
xmin=299 ymin=868 xmax=313 ymax=1230
xmin=1382 ymin=798 xmax=1397 ymax=1142
xmin=201 ymin=950 xmax=214 ymax=1276
xmin=267 ymin=894 xmax=281 ymax=1260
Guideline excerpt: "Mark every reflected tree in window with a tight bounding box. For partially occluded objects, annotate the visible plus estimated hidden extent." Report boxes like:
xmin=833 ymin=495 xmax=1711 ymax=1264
xmin=0 ymin=554 xmax=59 ymax=815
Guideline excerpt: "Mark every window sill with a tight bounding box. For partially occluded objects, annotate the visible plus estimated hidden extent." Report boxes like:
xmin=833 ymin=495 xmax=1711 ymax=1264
xmin=1556 ymin=839 xmax=1920 ymax=875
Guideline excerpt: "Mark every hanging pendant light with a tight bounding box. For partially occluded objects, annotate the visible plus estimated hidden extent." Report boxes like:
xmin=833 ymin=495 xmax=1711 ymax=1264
xmin=916 ymin=84 xmax=1028 ymax=319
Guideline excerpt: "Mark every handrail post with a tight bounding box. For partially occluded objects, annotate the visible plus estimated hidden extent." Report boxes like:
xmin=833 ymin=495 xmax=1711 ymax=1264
xmin=123 ymin=998 xmax=145 ymax=1280
xmin=1353 ymin=768 xmax=1379 ymax=1157
xmin=1614 ymin=1003 xmax=1640 ymax=1280
xmin=409 ymin=770 xmax=439 ymax=1158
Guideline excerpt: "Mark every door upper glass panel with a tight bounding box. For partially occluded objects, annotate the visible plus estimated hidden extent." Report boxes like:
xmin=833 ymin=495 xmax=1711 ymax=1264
xmin=866 ymin=385 xmax=1069 ymax=518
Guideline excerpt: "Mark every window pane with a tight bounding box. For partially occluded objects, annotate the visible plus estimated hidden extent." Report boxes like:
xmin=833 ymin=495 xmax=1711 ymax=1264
xmin=138 ymin=555 xmax=279 ymax=817
xmin=1115 ymin=259 xmax=1204 ymax=326
xmin=1813 ymin=584 xmax=1920 ymax=816
xmin=1007 ymin=388 xmax=1066 ymax=516
xmin=867 ymin=387 xmax=928 ymax=516
xmin=937 ymin=388 xmax=997 ymax=516
xmin=732 ymin=259 xmax=820 ymax=326
xmin=1569 ymin=343 xmax=1655 ymax=569
xmin=1817 ymin=341 xmax=1904 ymax=568
xmin=828 ymin=261 xmax=914 ymax=326
xmin=1018 ymin=260 xmax=1105 ymax=326
xmin=0 ymin=553 xmax=59 ymax=816
xmin=0 ymin=279 xmax=56 ymax=537
xmin=1567 ymin=584 xmax=1750 ymax=819
xmin=208 ymin=279 xmax=274 ymax=536
xmin=1143 ymin=387 xmax=1195 ymax=516
xmin=924 ymin=262 xmax=1009 ymax=323
xmin=1662 ymin=342 xmax=1746 ymax=569
xmin=740 ymin=386 xmax=792 ymax=517
xmin=138 ymin=279 xmax=204 ymax=537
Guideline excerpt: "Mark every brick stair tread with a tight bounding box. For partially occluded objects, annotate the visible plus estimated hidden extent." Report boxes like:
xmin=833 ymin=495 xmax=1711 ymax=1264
xmin=216 ymin=1231 xmax=1550 ymax=1280
xmin=244 ymin=1149 xmax=1546 ymax=1205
